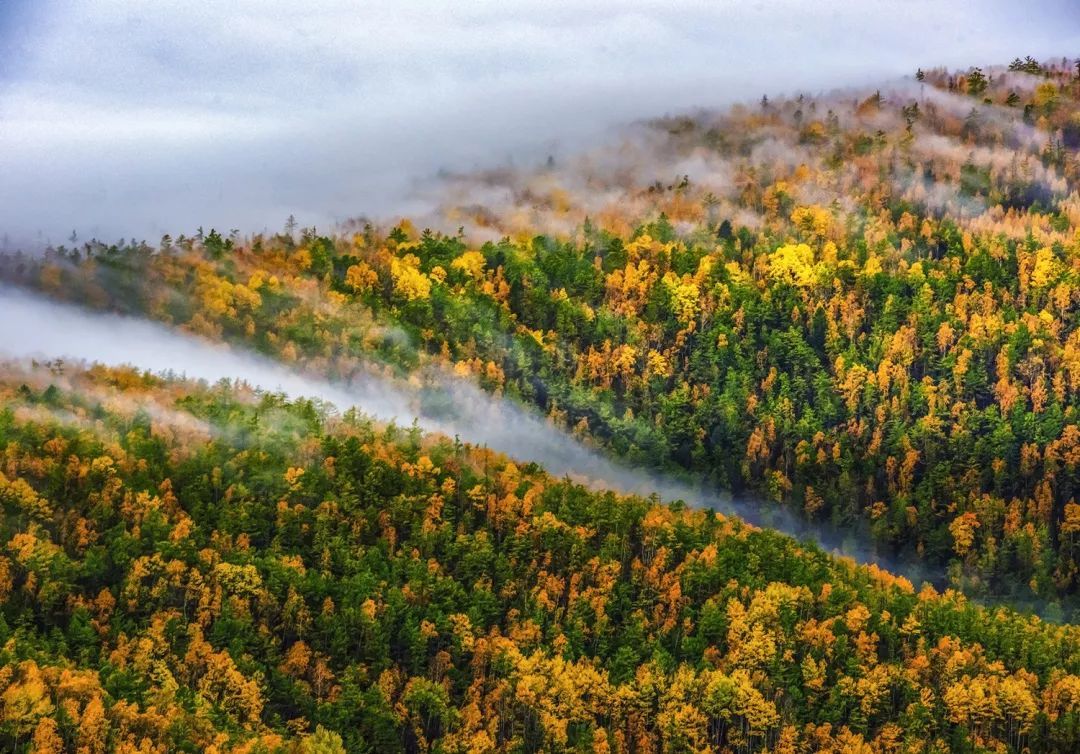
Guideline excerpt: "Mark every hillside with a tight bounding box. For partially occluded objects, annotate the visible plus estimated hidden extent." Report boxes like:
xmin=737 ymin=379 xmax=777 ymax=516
xmin=7 ymin=60 xmax=1080 ymax=612
xmin=1 ymin=362 xmax=1080 ymax=753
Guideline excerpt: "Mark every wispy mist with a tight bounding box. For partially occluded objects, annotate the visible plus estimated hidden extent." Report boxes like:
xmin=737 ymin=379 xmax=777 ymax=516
xmin=0 ymin=285 xmax=940 ymax=585
xmin=0 ymin=285 xmax=416 ymax=422
xmin=2 ymin=1 xmax=1078 ymax=245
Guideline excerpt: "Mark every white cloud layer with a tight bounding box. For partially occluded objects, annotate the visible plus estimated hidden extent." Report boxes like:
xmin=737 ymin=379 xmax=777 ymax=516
xmin=1 ymin=0 xmax=1078 ymax=244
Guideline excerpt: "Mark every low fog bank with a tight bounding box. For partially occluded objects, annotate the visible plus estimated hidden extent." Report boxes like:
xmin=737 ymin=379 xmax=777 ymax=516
xmin=2 ymin=1 xmax=1078 ymax=245
xmin=422 ymin=73 xmax=1071 ymax=244
xmin=0 ymin=285 xmax=939 ymax=586
xmin=0 ymin=285 xmax=418 ymax=423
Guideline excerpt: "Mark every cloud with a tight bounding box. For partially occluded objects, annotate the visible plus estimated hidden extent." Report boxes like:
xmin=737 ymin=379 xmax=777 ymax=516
xmin=1 ymin=1 xmax=1078 ymax=244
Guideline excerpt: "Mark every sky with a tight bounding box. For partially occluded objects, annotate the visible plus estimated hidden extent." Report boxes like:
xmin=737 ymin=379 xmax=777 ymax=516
xmin=1 ymin=0 xmax=1079 ymax=246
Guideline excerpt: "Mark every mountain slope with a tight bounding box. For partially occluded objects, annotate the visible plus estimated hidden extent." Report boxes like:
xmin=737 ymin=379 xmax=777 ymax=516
xmin=8 ymin=61 xmax=1080 ymax=609
xmin=1 ymin=363 xmax=1079 ymax=753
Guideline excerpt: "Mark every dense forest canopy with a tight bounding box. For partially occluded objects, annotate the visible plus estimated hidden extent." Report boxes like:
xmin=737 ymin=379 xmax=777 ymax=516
xmin=5 ymin=59 xmax=1080 ymax=751
xmin=1 ymin=361 xmax=1079 ymax=753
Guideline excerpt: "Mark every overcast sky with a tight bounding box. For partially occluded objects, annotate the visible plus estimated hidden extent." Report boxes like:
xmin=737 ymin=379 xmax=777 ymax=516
xmin=1 ymin=0 xmax=1078 ymax=246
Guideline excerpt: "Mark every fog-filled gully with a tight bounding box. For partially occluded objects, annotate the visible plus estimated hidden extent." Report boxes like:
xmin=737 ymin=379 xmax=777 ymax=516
xmin=0 ymin=284 xmax=941 ymax=587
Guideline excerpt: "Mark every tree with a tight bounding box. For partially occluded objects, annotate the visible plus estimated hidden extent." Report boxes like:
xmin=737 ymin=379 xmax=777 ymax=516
xmin=967 ymin=67 xmax=989 ymax=96
xmin=295 ymin=725 xmax=347 ymax=754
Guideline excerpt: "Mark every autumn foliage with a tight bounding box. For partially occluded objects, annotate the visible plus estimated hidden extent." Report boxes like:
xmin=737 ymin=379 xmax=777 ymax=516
xmin=0 ymin=364 xmax=1079 ymax=752
xmin=5 ymin=57 xmax=1080 ymax=751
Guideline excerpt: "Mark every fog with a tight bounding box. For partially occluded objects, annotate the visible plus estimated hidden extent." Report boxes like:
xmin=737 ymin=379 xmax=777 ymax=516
xmin=0 ymin=284 xmax=940 ymax=586
xmin=0 ymin=285 xmax=416 ymax=422
xmin=2 ymin=1 xmax=1079 ymax=246
xmin=413 ymin=74 xmax=1066 ymax=245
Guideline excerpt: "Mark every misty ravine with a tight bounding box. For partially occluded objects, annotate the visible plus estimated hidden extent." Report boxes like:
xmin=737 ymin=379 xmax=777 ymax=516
xmin=0 ymin=284 xmax=942 ymax=588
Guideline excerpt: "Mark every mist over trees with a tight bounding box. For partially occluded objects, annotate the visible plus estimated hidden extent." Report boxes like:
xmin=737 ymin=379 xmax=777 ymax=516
xmin=6 ymin=58 xmax=1080 ymax=752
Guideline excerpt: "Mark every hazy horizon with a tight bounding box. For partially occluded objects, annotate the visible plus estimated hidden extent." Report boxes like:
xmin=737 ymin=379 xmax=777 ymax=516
xmin=2 ymin=0 xmax=1079 ymax=246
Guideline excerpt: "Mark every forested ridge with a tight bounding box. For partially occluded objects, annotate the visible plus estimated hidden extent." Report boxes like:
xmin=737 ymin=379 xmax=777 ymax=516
xmin=1 ymin=362 xmax=1080 ymax=753
xmin=9 ymin=60 xmax=1080 ymax=609
xmin=6 ymin=58 xmax=1080 ymax=751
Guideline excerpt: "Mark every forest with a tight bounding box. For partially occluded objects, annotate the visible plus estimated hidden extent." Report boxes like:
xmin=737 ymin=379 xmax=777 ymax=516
xmin=4 ymin=58 xmax=1080 ymax=751
xmin=0 ymin=361 xmax=1079 ymax=753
